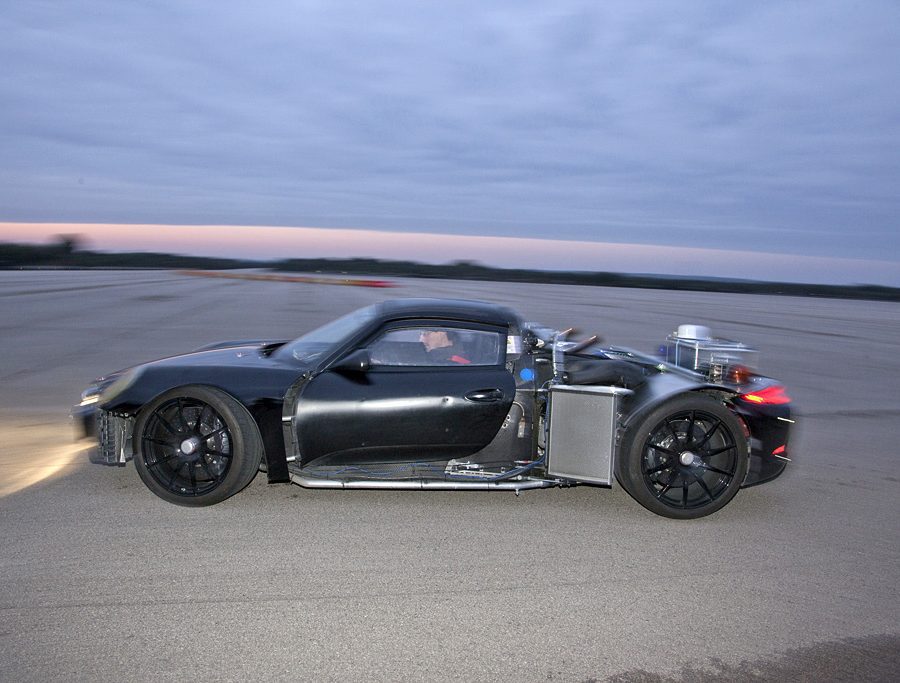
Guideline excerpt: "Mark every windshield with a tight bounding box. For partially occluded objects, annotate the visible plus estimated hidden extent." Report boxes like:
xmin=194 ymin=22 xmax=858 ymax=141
xmin=278 ymin=304 xmax=378 ymax=363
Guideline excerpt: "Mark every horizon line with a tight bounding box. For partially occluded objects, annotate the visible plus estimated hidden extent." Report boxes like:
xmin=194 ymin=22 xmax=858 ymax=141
xmin=1 ymin=221 xmax=898 ymax=287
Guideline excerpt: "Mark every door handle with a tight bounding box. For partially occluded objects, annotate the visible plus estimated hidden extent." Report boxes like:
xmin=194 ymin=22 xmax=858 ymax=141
xmin=465 ymin=388 xmax=504 ymax=403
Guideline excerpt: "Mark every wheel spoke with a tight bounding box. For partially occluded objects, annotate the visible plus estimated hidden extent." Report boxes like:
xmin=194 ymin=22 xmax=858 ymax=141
xmin=665 ymin=420 xmax=682 ymax=447
xmin=204 ymin=448 xmax=231 ymax=459
xmin=198 ymin=458 xmax=218 ymax=480
xmin=200 ymin=426 xmax=227 ymax=440
xmin=166 ymin=460 xmax=184 ymax=491
xmin=176 ymin=399 xmax=192 ymax=432
xmin=655 ymin=480 xmax=674 ymax=499
xmin=188 ymin=463 xmax=197 ymax=490
xmin=155 ymin=414 xmax=181 ymax=437
xmin=696 ymin=462 xmax=734 ymax=477
xmin=646 ymin=461 xmax=675 ymax=476
xmin=688 ymin=469 xmax=716 ymax=502
xmin=146 ymin=452 xmax=180 ymax=469
xmin=685 ymin=411 xmax=696 ymax=445
xmin=194 ymin=403 xmax=211 ymax=432
xmin=144 ymin=436 xmax=174 ymax=448
xmin=693 ymin=419 xmax=722 ymax=450
xmin=681 ymin=480 xmax=689 ymax=508
xmin=649 ymin=443 xmax=679 ymax=457
xmin=700 ymin=444 xmax=735 ymax=458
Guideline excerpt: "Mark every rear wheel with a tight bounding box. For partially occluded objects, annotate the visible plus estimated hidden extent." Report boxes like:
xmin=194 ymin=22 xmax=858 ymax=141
xmin=617 ymin=394 xmax=748 ymax=519
xmin=133 ymin=386 xmax=262 ymax=506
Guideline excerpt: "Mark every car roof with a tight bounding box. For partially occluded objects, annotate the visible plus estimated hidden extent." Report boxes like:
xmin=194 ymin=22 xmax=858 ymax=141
xmin=378 ymin=298 xmax=520 ymax=328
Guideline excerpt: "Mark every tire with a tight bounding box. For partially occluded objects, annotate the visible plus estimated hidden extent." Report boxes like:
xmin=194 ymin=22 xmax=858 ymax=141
xmin=617 ymin=394 xmax=748 ymax=519
xmin=133 ymin=385 xmax=263 ymax=507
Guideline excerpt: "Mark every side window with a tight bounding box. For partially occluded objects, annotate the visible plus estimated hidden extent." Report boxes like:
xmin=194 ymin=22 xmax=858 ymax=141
xmin=369 ymin=327 xmax=504 ymax=367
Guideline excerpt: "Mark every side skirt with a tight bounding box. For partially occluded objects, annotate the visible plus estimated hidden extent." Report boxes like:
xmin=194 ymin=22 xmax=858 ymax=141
xmin=289 ymin=474 xmax=562 ymax=492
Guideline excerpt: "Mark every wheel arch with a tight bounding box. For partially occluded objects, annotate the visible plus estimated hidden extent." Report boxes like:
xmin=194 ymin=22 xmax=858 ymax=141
xmin=131 ymin=382 xmax=253 ymax=423
xmin=618 ymin=386 xmax=751 ymax=473
xmin=128 ymin=382 xmax=287 ymax=480
xmin=621 ymin=384 xmax=742 ymax=434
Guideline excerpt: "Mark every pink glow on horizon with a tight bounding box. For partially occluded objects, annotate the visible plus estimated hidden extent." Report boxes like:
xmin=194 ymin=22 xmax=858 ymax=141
xmin=1 ymin=222 xmax=898 ymax=286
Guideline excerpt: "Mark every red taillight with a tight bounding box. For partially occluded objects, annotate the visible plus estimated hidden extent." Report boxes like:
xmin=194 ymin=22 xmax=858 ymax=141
xmin=740 ymin=385 xmax=791 ymax=405
xmin=773 ymin=445 xmax=786 ymax=456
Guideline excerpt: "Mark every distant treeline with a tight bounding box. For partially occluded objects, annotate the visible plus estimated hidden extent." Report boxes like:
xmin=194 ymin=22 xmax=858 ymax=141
xmin=3 ymin=241 xmax=899 ymax=302
xmin=0 ymin=241 xmax=255 ymax=270
xmin=275 ymin=257 xmax=900 ymax=301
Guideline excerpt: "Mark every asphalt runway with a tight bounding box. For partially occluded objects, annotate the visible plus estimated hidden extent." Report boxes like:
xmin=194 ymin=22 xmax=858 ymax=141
xmin=1 ymin=270 xmax=898 ymax=682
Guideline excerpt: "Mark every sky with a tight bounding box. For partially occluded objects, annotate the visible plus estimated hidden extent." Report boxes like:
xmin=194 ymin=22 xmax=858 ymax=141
xmin=2 ymin=2 xmax=899 ymax=285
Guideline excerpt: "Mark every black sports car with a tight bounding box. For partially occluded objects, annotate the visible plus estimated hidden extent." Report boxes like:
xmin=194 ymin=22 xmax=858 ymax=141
xmin=74 ymin=298 xmax=793 ymax=519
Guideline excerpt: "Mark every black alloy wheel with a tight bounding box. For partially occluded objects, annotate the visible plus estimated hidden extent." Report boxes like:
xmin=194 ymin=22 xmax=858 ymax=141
xmin=133 ymin=386 xmax=262 ymax=506
xmin=618 ymin=394 xmax=749 ymax=519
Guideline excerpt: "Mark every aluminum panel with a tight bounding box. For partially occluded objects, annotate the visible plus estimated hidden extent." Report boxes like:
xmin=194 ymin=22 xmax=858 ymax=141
xmin=546 ymin=385 xmax=621 ymax=485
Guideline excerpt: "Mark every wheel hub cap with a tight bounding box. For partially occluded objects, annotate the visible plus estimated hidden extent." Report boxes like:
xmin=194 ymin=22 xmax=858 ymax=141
xmin=679 ymin=451 xmax=696 ymax=466
xmin=180 ymin=437 xmax=201 ymax=456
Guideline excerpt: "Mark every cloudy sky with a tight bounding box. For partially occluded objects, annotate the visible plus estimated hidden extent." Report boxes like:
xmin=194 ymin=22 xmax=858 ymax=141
xmin=2 ymin=2 xmax=898 ymax=283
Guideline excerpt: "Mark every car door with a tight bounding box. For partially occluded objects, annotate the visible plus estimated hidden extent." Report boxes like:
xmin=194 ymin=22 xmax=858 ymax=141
xmin=293 ymin=321 xmax=515 ymax=467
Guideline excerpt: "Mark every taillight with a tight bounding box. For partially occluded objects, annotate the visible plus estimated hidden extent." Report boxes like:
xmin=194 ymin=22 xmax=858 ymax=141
xmin=740 ymin=384 xmax=791 ymax=405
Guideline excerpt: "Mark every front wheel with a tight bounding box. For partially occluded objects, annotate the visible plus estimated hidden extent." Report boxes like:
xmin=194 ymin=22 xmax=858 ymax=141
xmin=617 ymin=394 xmax=748 ymax=519
xmin=133 ymin=386 xmax=263 ymax=507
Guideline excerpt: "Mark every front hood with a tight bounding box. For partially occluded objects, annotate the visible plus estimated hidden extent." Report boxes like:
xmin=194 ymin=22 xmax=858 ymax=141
xmin=147 ymin=344 xmax=293 ymax=370
xmin=86 ymin=343 xmax=311 ymax=414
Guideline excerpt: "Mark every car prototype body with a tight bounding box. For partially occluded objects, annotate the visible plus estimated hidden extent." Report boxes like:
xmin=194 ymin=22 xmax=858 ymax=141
xmin=75 ymin=298 xmax=794 ymax=519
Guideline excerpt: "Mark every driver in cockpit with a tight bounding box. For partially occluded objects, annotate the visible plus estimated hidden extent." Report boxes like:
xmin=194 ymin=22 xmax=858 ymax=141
xmin=419 ymin=329 xmax=471 ymax=365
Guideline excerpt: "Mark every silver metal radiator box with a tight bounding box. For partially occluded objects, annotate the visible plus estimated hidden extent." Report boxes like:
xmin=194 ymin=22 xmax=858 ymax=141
xmin=546 ymin=385 xmax=627 ymax=485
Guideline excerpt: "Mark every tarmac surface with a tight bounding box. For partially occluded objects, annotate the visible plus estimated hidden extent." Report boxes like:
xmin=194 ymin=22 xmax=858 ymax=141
xmin=1 ymin=270 xmax=898 ymax=682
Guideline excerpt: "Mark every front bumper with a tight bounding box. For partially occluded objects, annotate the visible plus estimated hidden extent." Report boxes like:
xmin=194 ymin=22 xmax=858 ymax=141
xmin=97 ymin=411 xmax=134 ymax=465
xmin=72 ymin=403 xmax=98 ymax=439
xmin=74 ymin=406 xmax=134 ymax=466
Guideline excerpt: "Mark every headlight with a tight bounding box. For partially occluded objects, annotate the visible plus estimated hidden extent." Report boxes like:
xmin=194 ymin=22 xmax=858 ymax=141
xmin=79 ymin=389 xmax=101 ymax=407
xmin=79 ymin=369 xmax=140 ymax=408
